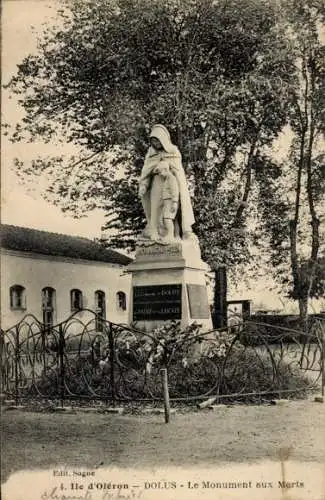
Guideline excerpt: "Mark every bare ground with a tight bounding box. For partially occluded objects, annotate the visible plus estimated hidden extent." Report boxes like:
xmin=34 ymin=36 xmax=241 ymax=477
xmin=1 ymin=400 xmax=324 ymax=484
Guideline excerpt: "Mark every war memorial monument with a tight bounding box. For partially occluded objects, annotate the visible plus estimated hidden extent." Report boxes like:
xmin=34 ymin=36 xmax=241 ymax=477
xmin=127 ymin=124 xmax=212 ymax=331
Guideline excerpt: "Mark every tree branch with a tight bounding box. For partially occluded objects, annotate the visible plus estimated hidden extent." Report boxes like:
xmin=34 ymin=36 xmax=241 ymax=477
xmin=232 ymin=137 xmax=258 ymax=229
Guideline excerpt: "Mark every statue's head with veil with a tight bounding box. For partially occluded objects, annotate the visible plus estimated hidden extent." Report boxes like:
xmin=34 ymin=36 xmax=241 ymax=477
xmin=138 ymin=124 xmax=195 ymax=243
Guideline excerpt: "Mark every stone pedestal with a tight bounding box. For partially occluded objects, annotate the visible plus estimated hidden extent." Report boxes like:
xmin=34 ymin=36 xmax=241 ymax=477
xmin=127 ymin=238 xmax=212 ymax=332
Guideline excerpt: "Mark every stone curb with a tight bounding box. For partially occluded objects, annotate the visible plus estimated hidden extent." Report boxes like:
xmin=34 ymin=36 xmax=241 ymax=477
xmin=102 ymin=407 xmax=124 ymax=414
xmin=50 ymin=406 xmax=125 ymax=414
xmin=270 ymin=399 xmax=290 ymax=406
xmin=3 ymin=405 xmax=27 ymax=411
xmin=52 ymin=407 xmax=125 ymax=414
xmin=1 ymin=404 xmax=174 ymax=415
xmin=53 ymin=406 xmax=75 ymax=412
xmin=2 ymin=399 xmax=323 ymax=414
xmin=142 ymin=408 xmax=176 ymax=415
xmin=74 ymin=407 xmax=105 ymax=413
xmin=54 ymin=407 xmax=176 ymax=415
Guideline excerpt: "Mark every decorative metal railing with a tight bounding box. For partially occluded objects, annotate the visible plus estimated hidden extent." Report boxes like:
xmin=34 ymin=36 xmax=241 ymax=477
xmin=1 ymin=310 xmax=324 ymax=406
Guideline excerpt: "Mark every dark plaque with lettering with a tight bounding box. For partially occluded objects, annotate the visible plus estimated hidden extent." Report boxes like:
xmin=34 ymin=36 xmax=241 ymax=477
xmin=187 ymin=284 xmax=210 ymax=319
xmin=133 ymin=284 xmax=182 ymax=321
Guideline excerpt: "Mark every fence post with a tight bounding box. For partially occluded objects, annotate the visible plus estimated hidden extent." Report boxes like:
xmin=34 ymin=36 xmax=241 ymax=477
xmin=160 ymin=368 xmax=170 ymax=423
xmin=58 ymin=324 xmax=65 ymax=408
xmin=41 ymin=324 xmax=47 ymax=373
xmin=14 ymin=326 xmax=20 ymax=406
xmin=108 ymin=323 xmax=115 ymax=406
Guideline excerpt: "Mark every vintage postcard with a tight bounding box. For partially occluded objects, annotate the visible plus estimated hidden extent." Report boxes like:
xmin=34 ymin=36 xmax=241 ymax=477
xmin=1 ymin=1 xmax=325 ymax=499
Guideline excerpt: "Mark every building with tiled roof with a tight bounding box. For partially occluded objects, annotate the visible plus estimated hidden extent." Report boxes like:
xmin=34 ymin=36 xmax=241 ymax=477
xmin=1 ymin=224 xmax=132 ymax=330
xmin=0 ymin=224 xmax=132 ymax=265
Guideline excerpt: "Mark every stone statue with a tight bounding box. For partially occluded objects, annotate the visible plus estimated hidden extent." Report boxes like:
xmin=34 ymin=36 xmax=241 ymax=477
xmin=138 ymin=124 xmax=195 ymax=243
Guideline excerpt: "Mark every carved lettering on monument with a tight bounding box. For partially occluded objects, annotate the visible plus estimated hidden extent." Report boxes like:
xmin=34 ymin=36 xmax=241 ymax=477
xmin=133 ymin=284 xmax=182 ymax=320
xmin=136 ymin=243 xmax=182 ymax=257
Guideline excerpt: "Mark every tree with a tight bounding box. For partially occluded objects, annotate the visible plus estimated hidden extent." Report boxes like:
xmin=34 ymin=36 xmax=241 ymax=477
xmin=256 ymin=0 xmax=325 ymax=324
xmin=6 ymin=0 xmax=296 ymax=290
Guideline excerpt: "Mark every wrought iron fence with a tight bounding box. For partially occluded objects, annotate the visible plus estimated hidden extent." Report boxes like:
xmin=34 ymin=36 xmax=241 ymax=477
xmin=1 ymin=310 xmax=324 ymax=406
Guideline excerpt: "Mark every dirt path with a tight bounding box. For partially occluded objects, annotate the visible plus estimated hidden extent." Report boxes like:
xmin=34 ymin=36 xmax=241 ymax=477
xmin=2 ymin=400 xmax=324 ymax=483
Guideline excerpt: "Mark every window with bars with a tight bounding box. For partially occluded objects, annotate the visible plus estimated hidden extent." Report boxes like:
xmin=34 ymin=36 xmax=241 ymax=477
xmin=95 ymin=290 xmax=106 ymax=332
xmin=117 ymin=291 xmax=127 ymax=311
xmin=10 ymin=285 xmax=26 ymax=310
xmin=42 ymin=287 xmax=56 ymax=328
xmin=70 ymin=289 xmax=83 ymax=311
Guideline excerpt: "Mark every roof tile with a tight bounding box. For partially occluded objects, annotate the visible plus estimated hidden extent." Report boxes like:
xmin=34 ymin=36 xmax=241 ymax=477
xmin=0 ymin=224 xmax=132 ymax=266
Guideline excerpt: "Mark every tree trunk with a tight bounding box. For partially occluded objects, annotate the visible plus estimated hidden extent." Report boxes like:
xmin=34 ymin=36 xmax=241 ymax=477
xmin=298 ymin=296 xmax=309 ymax=333
xmin=213 ymin=266 xmax=227 ymax=328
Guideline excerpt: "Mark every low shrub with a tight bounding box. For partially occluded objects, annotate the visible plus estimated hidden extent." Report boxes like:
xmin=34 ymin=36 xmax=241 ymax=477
xmin=30 ymin=322 xmax=313 ymax=402
xmin=219 ymin=345 xmax=311 ymax=400
xmin=240 ymin=315 xmax=324 ymax=345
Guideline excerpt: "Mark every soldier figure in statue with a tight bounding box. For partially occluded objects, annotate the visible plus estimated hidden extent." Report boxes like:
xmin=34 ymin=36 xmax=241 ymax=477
xmin=138 ymin=124 xmax=195 ymax=243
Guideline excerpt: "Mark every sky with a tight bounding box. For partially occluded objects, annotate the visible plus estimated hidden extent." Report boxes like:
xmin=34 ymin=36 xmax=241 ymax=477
xmin=1 ymin=0 xmax=106 ymax=238
xmin=1 ymin=0 xmax=324 ymax=312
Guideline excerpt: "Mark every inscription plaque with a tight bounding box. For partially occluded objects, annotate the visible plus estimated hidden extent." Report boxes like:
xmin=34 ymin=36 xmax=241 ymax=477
xmin=133 ymin=284 xmax=182 ymax=321
xmin=136 ymin=243 xmax=182 ymax=257
xmin=187 ymin=284 xmax=210 ymax=319
xmin=135 ymin=242 xmax=183 ymax=262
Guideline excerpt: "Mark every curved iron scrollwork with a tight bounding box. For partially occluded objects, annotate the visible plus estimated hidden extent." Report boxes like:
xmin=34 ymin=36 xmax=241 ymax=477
xmin=1 ymin=310 xmax=323 ymax=405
